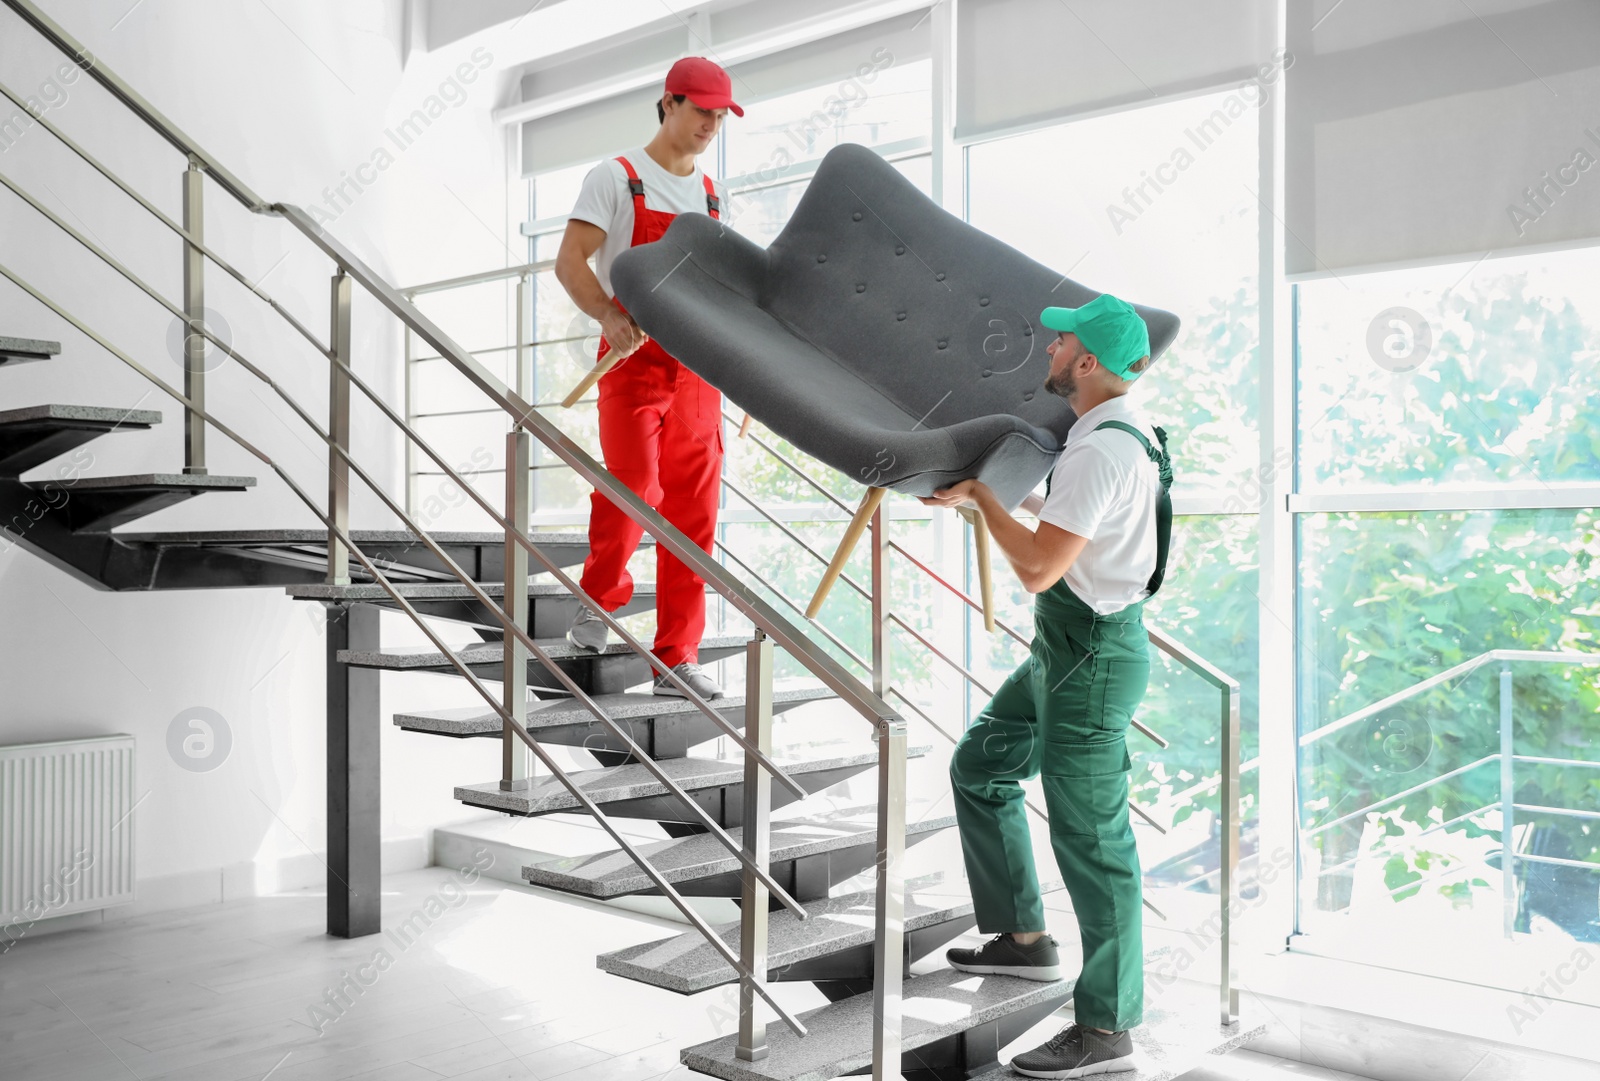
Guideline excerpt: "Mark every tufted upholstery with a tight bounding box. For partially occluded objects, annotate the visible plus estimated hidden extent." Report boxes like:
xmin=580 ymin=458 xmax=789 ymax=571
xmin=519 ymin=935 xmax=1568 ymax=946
xmin=610 ymin=142 xmax=1181 ymax=511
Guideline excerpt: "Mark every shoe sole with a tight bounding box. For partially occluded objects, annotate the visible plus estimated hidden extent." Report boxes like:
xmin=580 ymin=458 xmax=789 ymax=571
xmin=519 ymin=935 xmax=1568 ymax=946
xmin=652 ymin=686 xmax=725 ymax=700
xmin=1009 ymin=1054 xmax=1135 ymax=1078
xmin=947 ymin=958 xmax=1062 ymax=982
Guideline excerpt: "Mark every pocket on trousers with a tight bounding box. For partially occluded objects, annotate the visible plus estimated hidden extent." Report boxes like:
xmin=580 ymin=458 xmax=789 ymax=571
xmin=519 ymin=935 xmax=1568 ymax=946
xmin=1090 ymin=656 xmax=1150 ymax=734
xmin=1041 ymin=741 xmax=1131 ymax=837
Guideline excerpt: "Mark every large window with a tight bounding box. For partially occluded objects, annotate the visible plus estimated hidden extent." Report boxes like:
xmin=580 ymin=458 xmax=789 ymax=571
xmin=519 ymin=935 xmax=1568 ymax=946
xmin=968 ymin=87 xmax=1264 ymax=920
xmin=1293 ymin=246 xmax=1600 ymax=991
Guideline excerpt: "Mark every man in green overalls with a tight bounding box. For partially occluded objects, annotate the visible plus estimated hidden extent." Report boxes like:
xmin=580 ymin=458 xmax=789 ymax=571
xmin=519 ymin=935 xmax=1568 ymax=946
xmin=920 ymin=293 xmax=1171 ymax=1079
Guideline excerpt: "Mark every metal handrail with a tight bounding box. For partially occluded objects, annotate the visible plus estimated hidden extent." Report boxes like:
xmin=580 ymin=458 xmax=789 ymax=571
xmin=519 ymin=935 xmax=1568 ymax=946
xmin=1299 ymin=649 xmax=1600 ymax=748
xmin=402 ymin=260 xmax=552 ymax=296
xmin=1297 ymin=651 xmax=1600 ymax=943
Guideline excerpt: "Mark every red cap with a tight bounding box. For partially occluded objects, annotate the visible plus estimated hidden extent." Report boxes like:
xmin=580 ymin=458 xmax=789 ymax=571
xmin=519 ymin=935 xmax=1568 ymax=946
xmin=664 ymin=57 xmax=744 ymax=118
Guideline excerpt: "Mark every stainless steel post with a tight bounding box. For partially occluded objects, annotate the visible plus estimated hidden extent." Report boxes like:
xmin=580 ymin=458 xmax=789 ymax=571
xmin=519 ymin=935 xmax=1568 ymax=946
xmin=871 ymin=716 xmax=907 ymax=1081
xmin=737 ymin=631 xmax=775 ymax=1061
xmin=1219 ymin=680 xmax=1241 ymax=1024
xmin=403 ymin=321 xmax=414 ymax=516
xmin=501 ymin=427 xmax=533 ymax=791
xmin=516 ymin=271 xmax=534 ymax=400
xmin=327 ymin=270 xmax=352 ymax=584
xmin=1500 ymin=665 xmax=1516 ymax=938
xmin=871 ymin=498 xmax=889 ymax=698
xmin=181 ymin=156 xmax=206 ymax=474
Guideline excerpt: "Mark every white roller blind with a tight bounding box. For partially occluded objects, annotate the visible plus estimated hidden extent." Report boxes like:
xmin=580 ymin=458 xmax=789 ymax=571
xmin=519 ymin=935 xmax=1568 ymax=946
xmin=521 ymin=86 xmax=662 ymax=178
xmin=1285 ymin=0 xmax=1600 ymax=279
xmin=955 ymin=0 xmax=1274 ymax=142
xmin=521 ymin=9 xmax=932 ymax=177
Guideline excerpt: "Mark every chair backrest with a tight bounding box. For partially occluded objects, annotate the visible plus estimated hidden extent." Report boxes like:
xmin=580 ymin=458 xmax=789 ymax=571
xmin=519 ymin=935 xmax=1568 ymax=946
xmin=758 ymin=142 xmax=1181 ymax=445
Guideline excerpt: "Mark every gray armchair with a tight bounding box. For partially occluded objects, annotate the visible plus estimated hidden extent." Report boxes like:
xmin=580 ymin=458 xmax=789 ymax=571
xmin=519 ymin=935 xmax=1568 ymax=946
xmin=611 ymin=142 xmax=1180 ymax=623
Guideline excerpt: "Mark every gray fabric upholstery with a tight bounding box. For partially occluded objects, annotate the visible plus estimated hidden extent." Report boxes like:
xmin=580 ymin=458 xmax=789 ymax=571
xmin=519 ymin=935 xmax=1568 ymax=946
xmin=611 ymin=142 xmax=1180 ymax=511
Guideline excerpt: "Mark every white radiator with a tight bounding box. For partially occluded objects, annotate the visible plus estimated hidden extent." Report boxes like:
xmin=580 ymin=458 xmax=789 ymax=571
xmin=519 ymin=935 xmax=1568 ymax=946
xmin=1 ymin=734 xmax=136 ymax=927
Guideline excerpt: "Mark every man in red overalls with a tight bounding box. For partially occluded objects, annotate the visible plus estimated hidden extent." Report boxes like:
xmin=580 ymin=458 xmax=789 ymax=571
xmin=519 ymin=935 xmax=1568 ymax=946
xmin=553 ymin=57 xmax=742 ymax=700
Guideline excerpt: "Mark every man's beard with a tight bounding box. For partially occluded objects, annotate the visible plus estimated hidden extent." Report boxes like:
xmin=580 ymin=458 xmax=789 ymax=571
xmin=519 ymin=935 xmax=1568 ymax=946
xmin=1044 ymin=365 xmax=1077 ymax=400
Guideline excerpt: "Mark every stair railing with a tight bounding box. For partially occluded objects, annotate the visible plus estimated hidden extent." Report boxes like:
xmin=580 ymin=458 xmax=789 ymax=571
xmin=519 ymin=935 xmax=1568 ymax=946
xmin=1 ymin=1 xmax=916 ymax=1066
xmin=1296 ymin=648 xmax=1600 ymax=942
xmin=396 ymin=247 xmax=1248 ymax=1022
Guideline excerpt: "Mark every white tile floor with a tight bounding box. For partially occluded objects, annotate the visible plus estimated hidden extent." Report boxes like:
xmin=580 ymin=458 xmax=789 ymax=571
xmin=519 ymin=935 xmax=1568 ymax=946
xmin=0 ymin=867 xmax=1378 ymax=1081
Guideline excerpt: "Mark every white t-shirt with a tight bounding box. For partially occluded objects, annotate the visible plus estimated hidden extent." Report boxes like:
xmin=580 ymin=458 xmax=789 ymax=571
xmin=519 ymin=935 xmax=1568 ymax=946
xmin=1036 ymin=395 xmax=1164 ymax=615
xmin=567 ymin=147 xmax=732 ymax=298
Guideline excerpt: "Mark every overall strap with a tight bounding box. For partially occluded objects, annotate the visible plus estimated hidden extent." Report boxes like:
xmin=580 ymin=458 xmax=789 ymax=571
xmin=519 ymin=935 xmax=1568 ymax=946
xmin=615 ymin=156 xmax=650 ymax=248
xmin=701 ymin=172 xmax=721 ymax=219
xmin=616 ymin=156 xmax=646 ymax=208
xmin=1093 ymin=420 xmax=1174 ymax=596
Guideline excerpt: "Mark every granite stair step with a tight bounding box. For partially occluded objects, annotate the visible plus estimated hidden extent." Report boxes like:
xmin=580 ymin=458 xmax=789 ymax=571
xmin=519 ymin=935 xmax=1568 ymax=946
xmin=394 ymin=685 xmax=835 ymax=737
xmin=339 ymin=633 xmax=749 ymax=695
xmin=393 ymin=685 xmax=836 ymax=762
xmin=525 ymin=802 xmax=957 ymax=900
xmin=0 ymin=336 xmax=60 ymax=366
xmin=681 ymin=965 xmax=1079 ymax=1081
xmin=455 ymin=744 xmax=930 ymax=825
xmin=290 ymin=579 xmax=668 ymax=635
xmin=597 ymin=877 xmax=1063 ymax=994
xmin=32 ymin=473 xmax=256 ymax=532
xmin=968 ymin=989 xmax=1268 ymax=1081
xmin=680 ymin=942 xmax=1214 ymax=1081
xmin=116 ymin=528 xmax=606 ymax=582
xmin=0 ymin=405 xmax=161 ymax=475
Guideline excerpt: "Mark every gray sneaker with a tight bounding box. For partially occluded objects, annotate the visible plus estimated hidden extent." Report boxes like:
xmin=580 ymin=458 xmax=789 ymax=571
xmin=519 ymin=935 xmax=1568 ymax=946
xmin=1009 ymin=1023 xmax=1135 ymax=1078
xmin=652 ymin=662 xmax=725 ymax=700
xmin=567 ymin=603 xmax=610 ymax=652
xmin=946 ymin=933 xmax=1062 ymax=982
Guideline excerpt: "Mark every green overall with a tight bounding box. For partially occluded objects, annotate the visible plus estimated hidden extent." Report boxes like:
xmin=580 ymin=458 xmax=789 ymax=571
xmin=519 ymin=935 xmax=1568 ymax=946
xmin=948 ymin=420 xmax=1172 ymax=1032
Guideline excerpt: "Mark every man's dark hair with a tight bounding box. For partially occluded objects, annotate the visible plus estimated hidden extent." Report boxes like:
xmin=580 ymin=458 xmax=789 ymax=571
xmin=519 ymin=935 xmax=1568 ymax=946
xmin=656 ymin=93 xmax=685 ymax=124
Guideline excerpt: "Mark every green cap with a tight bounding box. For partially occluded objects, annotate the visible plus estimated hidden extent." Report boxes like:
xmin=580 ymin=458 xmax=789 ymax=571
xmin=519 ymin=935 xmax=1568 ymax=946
xmin=1039 ymin=293 xmax=1151 ymax=378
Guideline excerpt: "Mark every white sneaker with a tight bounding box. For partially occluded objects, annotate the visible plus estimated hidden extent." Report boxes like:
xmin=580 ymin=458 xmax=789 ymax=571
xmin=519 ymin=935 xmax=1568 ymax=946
xmin=652 ymin=662 xmax=724 ymax=700
xmin=567 ymin=603 xmax=610 ymax=652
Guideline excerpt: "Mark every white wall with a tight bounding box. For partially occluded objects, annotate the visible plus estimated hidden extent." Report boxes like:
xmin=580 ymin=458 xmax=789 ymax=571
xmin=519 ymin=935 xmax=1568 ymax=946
xmin=0 ymin=0 xmax=529 ymax=924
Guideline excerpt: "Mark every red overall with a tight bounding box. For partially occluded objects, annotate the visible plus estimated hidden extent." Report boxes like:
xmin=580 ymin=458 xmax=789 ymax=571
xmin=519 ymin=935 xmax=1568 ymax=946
xmin=579 ymin=156 xmax=724 ymax=671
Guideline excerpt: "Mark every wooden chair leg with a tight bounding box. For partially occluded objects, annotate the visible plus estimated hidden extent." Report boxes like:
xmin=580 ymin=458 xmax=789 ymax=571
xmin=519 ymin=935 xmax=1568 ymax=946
xmin=958 ymin=505 xmax=996 ymax=633
xmin=806 ymin=486 xmax=887 ymax=619
xmin=561 ymin=353 xmax=623 ymax=408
